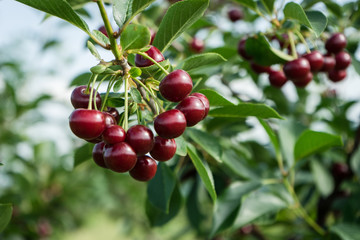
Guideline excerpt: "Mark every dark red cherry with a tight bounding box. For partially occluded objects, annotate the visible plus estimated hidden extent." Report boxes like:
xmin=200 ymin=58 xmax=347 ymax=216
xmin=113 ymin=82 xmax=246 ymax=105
xmin=320 ymin=54 xmax=336 ymax=72
xmin=86 ymin=112 xmax=116 ymax=143
xmin=102 ymin=125 xmax=126 ymax=144
xmin=191 ymin=92 xmax=209 ymax=119
xmin=92 ymin=142 xmax=107 ymax=168
xmin=69 ymin=109 xmax=105 ymax=140
xmin=335 ymin=51 xmax=351 ymax=70
xmin=325 ymin=33 xmax=347 ymax=54
xmin=150 ymin=136 xmax=177 ymax=161
xmin=228 ymin=8 xmax=243 ymax=22
xmin=103 ymin=142 xmax=137 ymax=172
xmin=250 ymin=62 xmax=272 ymax=74
xmin=98 ymin=25 xmax=108 ymax=37
xmin=159 ymin=69 xmax=193 ymax=102
xmin=238 ymin=38 xmax=252 ymax=60
xmin=190 ymin=38 xmax=204 ymax=53
xmin=283 ymin=58 xmax=310 ymax=81
xmin=328 ymin=70 xmax=347 ymax=82
xmin=303 ymin=51 xmax=324 ymax=72
xmin=135 ymin=46 xmax=165 ymax=67
xmin=126 ymin=125 xmax=154 ymax=155
xmin=176 ymin=96 xmax=205 ymax=126
xmin=129 ymin=156 xmax=157 ymax=182
xmin=154 ymin=109 xmax=187 ymax=139
xmin=292 ymin=72 xmax=313 ymax=88
xmin=105 ymin=107 xmax=120 ymax=123
xmin=268 ymin=70 xmax=287 ymax=88
xmin=71 ymin=85 xmax=101 ymax=110
xmin=331 ymin=162 xmax=352 ymax=182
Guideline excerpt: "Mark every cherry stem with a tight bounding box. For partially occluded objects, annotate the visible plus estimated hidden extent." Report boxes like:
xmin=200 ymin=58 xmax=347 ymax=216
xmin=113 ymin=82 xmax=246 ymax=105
xmin=88 ymin=74 xmax=98 ymax=110
xmin=295 ymin=30 xmax=311 ymax=53
xmin=132 ymin=77 xmax=164 ymax=114
xmin=123 ymin=75 xmax=130 ymax=131
xmin=94 ymin=74 xmax=110 ymax=111
xmin=135 ymin=51 xmax=169 ymax=75
xmin=288 ymin=31 xmax=298 ymax=59
xmin=100 ymin=75 xmax=117 ymax=112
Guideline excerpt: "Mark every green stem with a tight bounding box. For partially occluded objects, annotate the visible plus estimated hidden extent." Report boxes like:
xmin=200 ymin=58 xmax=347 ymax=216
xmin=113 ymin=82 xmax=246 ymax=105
xmin=94 ymin=74 xmax=110 ymax=111
xmin=295 ymin=30 xmax=311 ymax=53
xmin=287 ymin=31 xmax=298 ymax=59
xmin=132 ymin=77 xmax=163 ymax=114
xmin=90 ymin=34 xmax=110 ymax=49
xmin=100 ymin=76 xmax=117 ymax=112
xmin=96 ymin=0 xmax=122 ymax=60
xmin=88 ymin=74 xmax=98 ymax=110
xmin=135 ymin=51 xmax=169 ymax=75
xmin=123 ymin=75 xmax=130 ymax=131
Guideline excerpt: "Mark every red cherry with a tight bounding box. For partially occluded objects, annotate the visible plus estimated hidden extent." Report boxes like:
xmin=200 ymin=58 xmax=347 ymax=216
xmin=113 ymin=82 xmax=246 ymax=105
xmin=228 ymin=8 xmax=243 ymax=22
xmin=159 ymin=69 xmax=193 ymax=102
xmin=105 ymin=107 xmax=120 ymax=123
xmin=320 ymin=54 xmax=336 ymax=72
xmin=154 ymin=109 xmax=187 ymax=139
xmin=250 ymin=62 xmax=272 ymax=74
xmin=238 ymin=38 xmax=252 ymax=60
xmin=135 ymin=46 xmax=165 ymax=67
xmin=283 ymin=58 xmax=310 ymax=81
xmin=335 ymin=51 xmax=351 ymax=70
xmin=126 ymin=125 xmax=154 ymax=155
xmin=191 ymin=92 xmax=209 ymax=119
xmin=92 ymin=142 xmax=107 ymax=168
xmin=102 ymin=125 xmax=126 ymax=144
xmin=176 ymin=96 xmax=205 ymax=126
xmin=331 ymin=162 xmax=351 ymax=182
xmin=71 ymin=85 xmax=101 ymax=110
xmin=98 ymin=25 xmax=108 ymax=37
xmin=103 ymin=142 xmax=137 ymax=172
xmin=303 ymin=51 xmax=324 ymax=72
xmin=328 ymin=70 xmax=347 ymax=82
xmin=150 ymin=136 xmax=177 ymax=161
xmin=69 ymin=109 xmax=105 ymax=140
xmin=268 ymin=70 xmax=287 ymax=88
xmin=190 ymin=38 xmax=204 ymax=53
xmin=86 ymin=112 xmax=116 ymax=143
xmin=292 ymin=72 xmax=313 ymax=88
xmin=129 ymin=156 xmax=157 ymax=182
xmin=325 ymin=33 xmax=347 ymax=54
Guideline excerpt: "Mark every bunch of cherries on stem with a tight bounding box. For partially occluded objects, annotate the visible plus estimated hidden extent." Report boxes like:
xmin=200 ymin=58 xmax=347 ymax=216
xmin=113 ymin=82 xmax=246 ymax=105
xmin=69 ymin=45 xmax=209 ymax=182
xmin=237 ymin=32 xmax=351 ymax=88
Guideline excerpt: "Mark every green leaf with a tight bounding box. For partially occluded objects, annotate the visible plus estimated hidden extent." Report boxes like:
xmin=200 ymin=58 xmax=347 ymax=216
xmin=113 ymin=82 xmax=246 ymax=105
xmin=187 ymin=128 xmax=223 ymax=163
xmin=179 ymin=53 xmax=226 ymax=72
xmin=210 ymin=181 xmax=261 ymax=237
xmin=260 ymin=0 xmax=275 ymax=14
xmin=222 ymin=150 xmax=257 ymax=180
xmin=113 ymin=80 xmax=123 ymax=92
xmin=258 ymin=118 xmax=281 ymax=159
xmin=147 ymin=162 xmax=176 ymax=213
xmin=351 ymin=146 xmax=360 ymax=177
xmin=198 ymin=89 xmax=234 ymax=107
xmin=74 ymin=143 xmax=93 ymax=167
xmin=153 ymin=0 xmax=209 ymax=52
xmin=105 ymin=93 xmax=125 ymax=107
xmin=70 ymin=72 xmax=91 ymax=86
xmin=209 ymin=103 xmax=283 ymax=119
xmin=129 ymin=67 xmax=142 ymax=78
xmin=294 ymin=130 xmax=343 ymax=161
xmin=305 ymin=11 xmax=328 ymax=37
xmin=113 ymin=0 xmax=132 ymax=28
xmin=125 ymin=0 xmax=155 ymax=24
xmin=310 ymin=160 xmax=334 ymax=197
xmin=87 ymin=41 xmax=101 ymax=60
xmin=121 ymin=24 xmax=151 ymax=51
xmin=187 ymin=144 xmax=217 ymax=202
xmin=129 ymin=87 xmax=142 ymax=104
xmin=330 ymin=223 xmax=360 ymax=240
xmin=138 ymin=59 xmax=171 ymax=79
xmin=91 ymin=30 xmax=110 ymax=45
xmin=0 ymin=203 xmax=12 ymax=233
xmin=15 ymin=0 xmax=90 ymax=33
xmin=175 ymin=136 xmax=187 ymax=157
xmin=233 ymin=0 xmax=257 ymax=11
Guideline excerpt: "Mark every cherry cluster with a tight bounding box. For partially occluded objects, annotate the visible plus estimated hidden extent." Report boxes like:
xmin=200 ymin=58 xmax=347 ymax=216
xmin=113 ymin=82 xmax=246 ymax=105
xmin=68 ymin=45 xmax=209 ymax=182
xmin=238 ymin=33 xmax=351 ymax=88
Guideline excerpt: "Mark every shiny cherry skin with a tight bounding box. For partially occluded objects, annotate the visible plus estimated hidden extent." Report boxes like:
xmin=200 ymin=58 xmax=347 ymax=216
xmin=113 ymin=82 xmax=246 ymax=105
xmin=283 ymin=58 xmax=310 ymax=81
xmin=126 ymin=125 xmax=154 ymax=155
xmin=92 ymin=142 xmax=107 ymax=168
xmin=102 ymin=125 xmax=126 ymax=144
xmin=228 ymin=8 xmax=243 ymax=22
xmin=86 ymin=112 xmax=116 ymax=143
xmin=325 ymin=33 xmax=347 ymax=54
xmin=105 ymin=107 xmax=120 ymax=123
xmin=154 ymin=109 xmax=187 ymax=139
xmin=129 ymin=156 xmax=157 ymax=182
xmin=176 ymin=96 xmax=205 ymax=126
xmin=328 ymin=70 xmax=347 ymax=82
xmin=292 ymin=72 xmax=313 ymax=88
xmin=190 ymin=38 xmax=205 ymax=53
xmin=268 ymin=70 xmax=287 ymax=88
xmin=69 ymin=109 xmax=106 ymax=140
xmin=135 ymin=46 xmax=165 ymax=67
xmin=303 ymin=51 xmax=324 ymax=72
xmin=237 ymin=38 xmax=252 ymax=60
xmin=71 ymin=85 xmax=101 ymax=110
xmin=98 ymin=25 xmax=108 ymax=37
xmin=191 ymin=92 xmax=209 ymax=119
xmin=103 ymin=142 xmax=137 ymax=172
xmin=320 ymin=54 xmax=336 ymax=72
xmin=150 ymin=136 xmax=177 ymax=161
xmin=159 ymin=69 xmax=193 ymax=102
xmin=335 ymin=51 xmax=351 ymax=70
xmin=250 ymin=62 xmax=272 ymax=74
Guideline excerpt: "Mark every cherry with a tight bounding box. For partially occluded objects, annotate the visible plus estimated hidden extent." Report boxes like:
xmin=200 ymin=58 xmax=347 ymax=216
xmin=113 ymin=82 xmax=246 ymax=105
xmin=103 ymin=142 xmax=137 ymax=172
xmin=190 ymin=38 xmax=205 ymax=53
xmin=102 ymin=125 xmax=126 ymax=144
xmin=159 ymin=69 xmax=193 ymax=102
xmin=129 ymin=156 xmax=157 ymax=181
xmin=176 ymin=96 xmax=205 ymax=126
xmin=237 ymin=38 xmax=252 ymax=60
xmin=320 ymin=54 xmax=336 ymax=72
xmin=126 ymin=125 xmax=154 ymax=155
xmin=292 ymin=72 xmax=313 ymax=88
xmin=331 ymin=162 xmax=351 ymax=182
xmin=328 ymin=70 xmax=347 ymax=82
xmin=154 ymin=109 xmax=187 ymax=139
xmin=325 ymin=33 xmax=347 ymax=54
xmin=69 ymin=109 xmax=105 ymax=140
xmin=135 ymin=46 xmax=165 ymax=67
xmin=303 ymin=51 xmax=324 ymax=72
xmin=150 ymin=136 xmax=177 ymax=161
xmin=334 ymin=51 xmax=351 ymax=70
xmin=71 ymin=85 xmax=101 ymax=110
xmin=268 ymin=70 xmax=287 ymax=88
xmin=250 ymin=62 xmax=272 ymax=74
xmin=191 ymin=92 xmax=209 ymax=119
xmin=228 ymin=8 xmax=243 ymax=22
xmin=92 ymin=142 xmax=107 ymax=168
xmin=283 ymin=58 xmax=310 ymax=81
xmin=86 ymin=112 xmax=116 ymax=143
xmin=105 ymin=107 xmax=120 ymax=123
xmin=98 ymin=25 xmax=108 ymax=37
